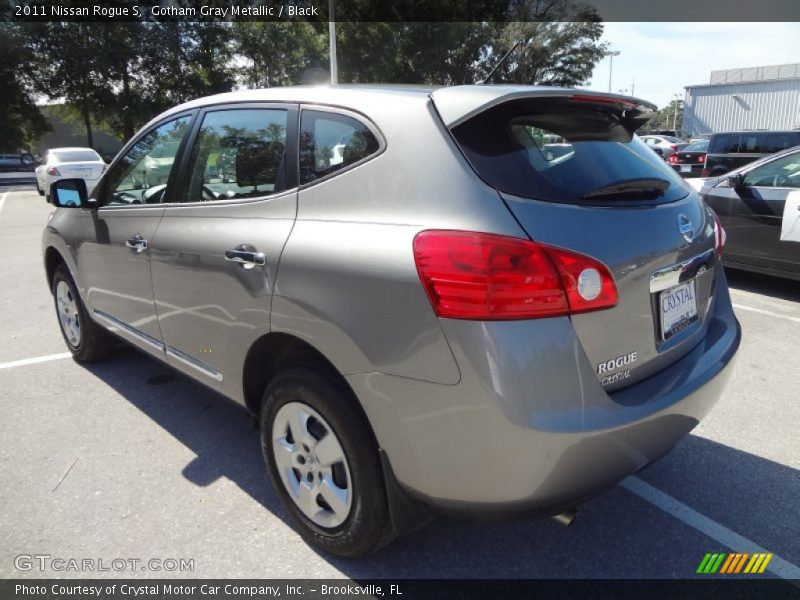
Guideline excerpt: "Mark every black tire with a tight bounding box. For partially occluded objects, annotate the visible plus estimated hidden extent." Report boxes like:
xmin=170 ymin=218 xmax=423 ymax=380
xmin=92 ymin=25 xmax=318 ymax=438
xmin=260 ymin=368 xmax=392 ymax=557
xmin=51 ymin=264 xmax=116 ymax=363
xmin=36 ymin=180 xmax=44 ymax=196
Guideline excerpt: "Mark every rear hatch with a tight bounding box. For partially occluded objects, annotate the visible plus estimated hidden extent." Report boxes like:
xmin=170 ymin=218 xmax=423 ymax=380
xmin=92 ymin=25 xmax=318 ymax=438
xmin=436 ymin=88 xmax=720 ymax=390
xmin=52 ymin=149 xmax=105 ymax=179
xmin=59 ymin=161 xmax=104 ymax=179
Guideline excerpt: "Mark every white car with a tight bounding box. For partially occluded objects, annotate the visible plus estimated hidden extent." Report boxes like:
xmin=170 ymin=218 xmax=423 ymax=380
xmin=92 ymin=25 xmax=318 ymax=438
xmin=639 ymin=135 xmax=688 ymax=161
xmin=35 ymin=147 xmax=106 ymax=201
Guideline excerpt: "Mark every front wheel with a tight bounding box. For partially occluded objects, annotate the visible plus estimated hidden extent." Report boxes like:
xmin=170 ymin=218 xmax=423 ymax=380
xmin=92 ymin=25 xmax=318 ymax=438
xmin=260 ymin=368 xmax=392 ymax=557
xmin=52 ymin=264 xmax=116 ymax=363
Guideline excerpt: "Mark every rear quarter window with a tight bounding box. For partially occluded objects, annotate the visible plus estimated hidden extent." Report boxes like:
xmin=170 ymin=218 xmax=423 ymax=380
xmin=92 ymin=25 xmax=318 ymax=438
xmin=299 ymin=111 xmax=380 ymax=185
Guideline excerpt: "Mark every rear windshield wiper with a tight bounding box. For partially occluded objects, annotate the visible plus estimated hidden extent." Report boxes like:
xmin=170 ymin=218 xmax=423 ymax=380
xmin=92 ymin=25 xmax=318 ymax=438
xmin=581 ymin=178 xmax=670 ymax=200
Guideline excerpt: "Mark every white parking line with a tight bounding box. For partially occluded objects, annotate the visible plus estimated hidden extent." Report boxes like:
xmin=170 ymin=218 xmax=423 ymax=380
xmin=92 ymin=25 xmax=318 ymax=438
xmin=0 ymin=352 xmax=72 ymax=370
xmin=622 ymin=477 xmax=800 ymax=581
xmin=733 ymin=303 xmax=800 ymax=324
xmin=0 ymin=192 xmax=8 ymax=211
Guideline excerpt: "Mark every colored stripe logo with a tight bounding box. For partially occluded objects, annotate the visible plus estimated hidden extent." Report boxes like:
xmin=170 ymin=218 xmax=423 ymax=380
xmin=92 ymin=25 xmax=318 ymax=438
xmin=697 ymin=552 xmax=773 ymax=574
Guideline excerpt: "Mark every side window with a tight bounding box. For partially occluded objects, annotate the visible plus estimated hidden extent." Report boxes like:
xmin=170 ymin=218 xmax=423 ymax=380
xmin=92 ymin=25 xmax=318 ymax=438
xmin=743 ymin=152 xmax=800 ymax=188
xmin=764 ymin=133 xmax=800 ymax=153
xmin=739 ymin=133 xmax=765 ymax=153
xmin=181 ymin=108 xmax=288 ymax=203
xmin=105 ymin=116 xmax=191 ymax=206
xmin=299 ymin=111 xmax=380 ymax=185
xmin=710 ymin=134 xmax=736 ymax=154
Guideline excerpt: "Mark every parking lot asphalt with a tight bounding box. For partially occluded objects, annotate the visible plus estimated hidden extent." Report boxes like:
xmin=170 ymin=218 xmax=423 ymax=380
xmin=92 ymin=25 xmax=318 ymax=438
xmin=0 ymin=188 xmax=798 ymax=580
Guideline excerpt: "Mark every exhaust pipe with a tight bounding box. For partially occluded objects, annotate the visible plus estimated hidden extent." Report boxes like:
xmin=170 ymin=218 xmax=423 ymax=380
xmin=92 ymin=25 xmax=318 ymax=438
xmin=551 ymin=507 xmax=578 ymax=526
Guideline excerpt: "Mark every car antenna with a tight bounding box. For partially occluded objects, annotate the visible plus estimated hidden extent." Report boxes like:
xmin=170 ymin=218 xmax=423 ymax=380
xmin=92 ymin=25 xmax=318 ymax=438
xmin=480 ymin=41 xmax=523 ymax=85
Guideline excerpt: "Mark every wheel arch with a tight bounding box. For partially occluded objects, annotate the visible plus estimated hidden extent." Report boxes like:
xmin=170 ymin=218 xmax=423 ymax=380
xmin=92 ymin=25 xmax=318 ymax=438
xmin=243 ymin=332 xmax=362 ymax=419
xmin=44 ymin=246 xmax=66 ymax=289
xmin=242 ymin=331 xmax=431 ymax=536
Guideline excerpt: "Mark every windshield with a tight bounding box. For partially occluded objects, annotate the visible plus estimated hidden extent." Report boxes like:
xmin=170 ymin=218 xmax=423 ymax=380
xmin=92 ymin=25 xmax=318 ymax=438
xmin=451 ymin=98 xmax=687 ymax=204
xmin=53 ymin=150 xmax=101 ymax=162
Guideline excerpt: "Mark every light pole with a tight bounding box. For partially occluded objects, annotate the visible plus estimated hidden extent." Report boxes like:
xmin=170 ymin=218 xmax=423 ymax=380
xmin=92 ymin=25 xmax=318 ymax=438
xmin=329 ymin=0 xmax=338 ymax=84
xmin=671 ymin=93 xmax=682 ymax=131
xmin=606 ymin=50 xmax=620 ymax=93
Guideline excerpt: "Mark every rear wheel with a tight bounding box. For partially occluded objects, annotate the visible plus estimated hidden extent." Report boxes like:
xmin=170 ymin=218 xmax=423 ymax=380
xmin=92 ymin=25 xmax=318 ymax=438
xmin=260 ymin=368 xmax=391 ymax=557
xmin=52 ymin=264 xmax=116 ymax=363
xmin=36 ymin=180 xmax=44 ymax=196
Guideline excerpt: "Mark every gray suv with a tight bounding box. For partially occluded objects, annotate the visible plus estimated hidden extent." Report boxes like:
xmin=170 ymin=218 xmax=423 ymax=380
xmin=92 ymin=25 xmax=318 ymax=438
xmin=42 ymin=85 xmax=740 ymax=557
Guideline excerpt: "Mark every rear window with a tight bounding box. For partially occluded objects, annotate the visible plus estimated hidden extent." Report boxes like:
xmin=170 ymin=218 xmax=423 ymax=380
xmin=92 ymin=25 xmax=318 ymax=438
xmin=451 ymin=98 xmax=687 ymax=205
xmin=52 ymin=150 xmax=101 ymax=162
xmin=683 ymin=140 xmax=709 ymax=152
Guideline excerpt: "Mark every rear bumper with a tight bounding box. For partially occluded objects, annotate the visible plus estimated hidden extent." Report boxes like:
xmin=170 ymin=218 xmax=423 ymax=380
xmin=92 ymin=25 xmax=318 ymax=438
xmin=671 ymin=164 xmax=704 ymax=177
xmin=347 ymin=269 xmax=740 ymax=519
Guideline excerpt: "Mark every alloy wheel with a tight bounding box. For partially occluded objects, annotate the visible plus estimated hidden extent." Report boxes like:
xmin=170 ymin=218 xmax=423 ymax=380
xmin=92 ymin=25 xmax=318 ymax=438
xmin=272 ymin=401 xmax=353 ymax=528
xmin=56 ymin=280 xmax=81 ymax=347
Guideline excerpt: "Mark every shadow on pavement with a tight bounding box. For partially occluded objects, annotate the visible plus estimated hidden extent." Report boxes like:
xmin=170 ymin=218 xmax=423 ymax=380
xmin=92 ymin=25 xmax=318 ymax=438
xmin=84 ymin=348 xmax=799 ymax=579
xmin=725 ymin=267 xmax=800 ymax=303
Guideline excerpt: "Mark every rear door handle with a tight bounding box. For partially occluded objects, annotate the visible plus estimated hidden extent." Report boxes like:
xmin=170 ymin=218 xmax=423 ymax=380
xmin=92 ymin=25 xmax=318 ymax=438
xmin=126 ymin=234 xmax=148 ymax=253
xmin=225 ymin=245 xmax=266 ymax=270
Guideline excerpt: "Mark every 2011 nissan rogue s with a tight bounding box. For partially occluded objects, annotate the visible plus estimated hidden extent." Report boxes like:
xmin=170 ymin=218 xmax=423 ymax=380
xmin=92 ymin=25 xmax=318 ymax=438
xmin=42 ymin=85 xmax=740 ymax=557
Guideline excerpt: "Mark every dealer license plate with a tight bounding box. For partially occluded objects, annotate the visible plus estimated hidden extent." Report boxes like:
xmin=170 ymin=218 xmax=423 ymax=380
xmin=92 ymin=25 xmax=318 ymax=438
xmin=660 ymin=280 xmax=697 ymax=340
xmin=680 ymin=164 xmax=692 ymax=173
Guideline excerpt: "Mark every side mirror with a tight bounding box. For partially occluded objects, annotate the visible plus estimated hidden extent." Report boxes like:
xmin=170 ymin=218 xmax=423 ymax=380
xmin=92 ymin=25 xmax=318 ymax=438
xmin=50 ymin=179 xmax=90 ymax=208
xmin=727 ymin=173 xmax=745 ymax=189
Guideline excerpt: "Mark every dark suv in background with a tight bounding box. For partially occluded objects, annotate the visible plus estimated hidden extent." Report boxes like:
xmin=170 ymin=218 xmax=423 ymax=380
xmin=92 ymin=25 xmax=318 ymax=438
xmin=703 ymin=130 xmax=800 ymax=177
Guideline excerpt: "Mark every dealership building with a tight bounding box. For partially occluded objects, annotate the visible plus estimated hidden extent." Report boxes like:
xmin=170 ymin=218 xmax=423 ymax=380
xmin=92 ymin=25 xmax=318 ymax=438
xmin=683 ymin=63 xmax=800 ymax=136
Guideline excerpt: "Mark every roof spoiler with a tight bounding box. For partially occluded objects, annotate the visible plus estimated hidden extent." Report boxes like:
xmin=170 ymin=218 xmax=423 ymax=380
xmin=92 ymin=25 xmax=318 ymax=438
xmin=431 ymin=86 xmax=657 ymax=129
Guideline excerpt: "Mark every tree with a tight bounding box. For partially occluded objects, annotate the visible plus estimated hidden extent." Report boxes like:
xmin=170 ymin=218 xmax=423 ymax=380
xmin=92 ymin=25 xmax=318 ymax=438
xmin=0 ymin=23 xmax=50 ymax=152
xmin=489 ymin=20 xmax=607 ymax=86
xmin=233 ymin=22 xmax=328 ymax=87
xmin=28 ymin=22 xmax=110 ymax=147
xmin=648 ymin=99 xmax=684 ymax=132
xmin=338 ymin=23 xmax=492 ymax=85
xmin=333 ymin=5 xmax=606 ymax=87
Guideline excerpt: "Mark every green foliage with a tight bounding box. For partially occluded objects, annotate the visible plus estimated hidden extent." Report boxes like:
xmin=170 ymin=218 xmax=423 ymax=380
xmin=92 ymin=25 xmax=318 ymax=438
xmin=15 ymin=0 xmax=607 ymax=148
xmin=0 ymin=23 xmax=50 ymax=152
xmin=234 ymin=22 xmax=328 ymax=87
xmin=648 ymin=99 xmax=684 ymax=133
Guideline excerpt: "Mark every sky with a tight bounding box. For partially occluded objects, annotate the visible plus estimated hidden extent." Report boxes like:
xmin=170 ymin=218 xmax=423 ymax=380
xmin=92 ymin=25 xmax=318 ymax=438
xmin=585 ymin=22 xmax=800 ymax=108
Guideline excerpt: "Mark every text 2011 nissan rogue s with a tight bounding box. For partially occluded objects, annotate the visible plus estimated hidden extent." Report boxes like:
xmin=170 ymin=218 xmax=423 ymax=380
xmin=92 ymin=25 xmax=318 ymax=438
xmin=42 ymin=85 xmax=740 ymax=557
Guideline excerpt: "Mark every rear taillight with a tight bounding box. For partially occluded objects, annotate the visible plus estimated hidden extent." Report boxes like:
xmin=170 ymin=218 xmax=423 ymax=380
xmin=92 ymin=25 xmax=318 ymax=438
xmin=670 ymin=145 xmax=679 ymax=152
xmin=47 ymin=167 xmax=61 ymax=176
xmin=697 ymin=153 xmax=706 ymax=163
xmin=668 ymin=154 xmax=678 ymax=164
xmin=413 ymin=230 xmax=618 ymax=320
xmin=711 ymin=211 xmax=726 ymax=257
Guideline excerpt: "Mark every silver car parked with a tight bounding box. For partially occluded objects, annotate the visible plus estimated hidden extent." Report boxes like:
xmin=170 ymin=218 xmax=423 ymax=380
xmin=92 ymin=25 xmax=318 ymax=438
xmin=42 ymin=85 xmax=740 ymax=557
